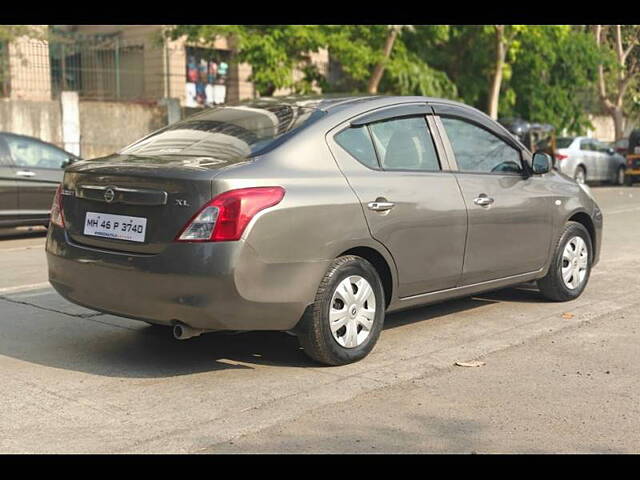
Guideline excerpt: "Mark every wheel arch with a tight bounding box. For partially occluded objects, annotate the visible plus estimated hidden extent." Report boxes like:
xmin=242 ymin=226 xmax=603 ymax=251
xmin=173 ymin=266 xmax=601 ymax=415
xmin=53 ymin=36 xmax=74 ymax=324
xmin=568 ymin=211 xmax=596 ymax=254
xmin=338 ymin=246 xmax=395 ymax=307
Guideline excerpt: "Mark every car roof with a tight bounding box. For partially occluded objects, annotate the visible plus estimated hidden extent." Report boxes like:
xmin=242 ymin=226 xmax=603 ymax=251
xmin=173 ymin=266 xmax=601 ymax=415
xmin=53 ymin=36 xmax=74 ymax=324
xmin=238 ymin=94 xmax=477 ymax=115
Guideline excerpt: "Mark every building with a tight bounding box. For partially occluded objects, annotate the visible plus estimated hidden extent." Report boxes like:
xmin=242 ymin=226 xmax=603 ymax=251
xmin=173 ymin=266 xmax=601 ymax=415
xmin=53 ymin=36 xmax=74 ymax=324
xmin=1 ymin=25 xmax=329 ymax=106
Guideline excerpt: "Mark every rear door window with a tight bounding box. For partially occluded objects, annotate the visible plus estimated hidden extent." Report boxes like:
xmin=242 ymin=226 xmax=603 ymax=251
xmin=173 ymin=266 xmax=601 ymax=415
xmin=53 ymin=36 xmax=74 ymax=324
xmin=368 ymin=117 xmax=441 ymax=171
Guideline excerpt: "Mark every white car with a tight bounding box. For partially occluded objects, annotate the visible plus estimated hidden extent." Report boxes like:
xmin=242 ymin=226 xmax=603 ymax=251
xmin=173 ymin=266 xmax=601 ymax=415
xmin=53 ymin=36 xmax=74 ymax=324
xmin=554 ymin=136 xmax=627 ymax=185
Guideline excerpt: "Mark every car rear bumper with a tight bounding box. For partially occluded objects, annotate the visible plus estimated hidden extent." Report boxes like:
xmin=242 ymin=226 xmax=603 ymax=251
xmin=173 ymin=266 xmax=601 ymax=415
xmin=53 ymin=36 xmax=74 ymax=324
xmin=46 ymin=226 xmax=328 ymax=331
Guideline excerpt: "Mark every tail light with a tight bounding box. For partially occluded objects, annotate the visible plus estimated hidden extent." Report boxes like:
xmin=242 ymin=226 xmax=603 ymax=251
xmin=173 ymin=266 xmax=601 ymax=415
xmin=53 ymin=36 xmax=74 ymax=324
xmin=50 ymin=184 xmax=65 ymax=228
xmin=555 ymin=153 xmax=568 ymax=161
xmin=176 ymin=186 xmax=285 ymax=242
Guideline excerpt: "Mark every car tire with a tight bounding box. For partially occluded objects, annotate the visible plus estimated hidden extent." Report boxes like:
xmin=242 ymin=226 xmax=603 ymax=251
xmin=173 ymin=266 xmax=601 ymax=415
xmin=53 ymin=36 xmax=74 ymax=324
xmin=625 ymin=174 xmax=634 ymax=186
xmin=574 ymin=166 xmax=586 ymax=184
xmin=616 ymin=166 xmax=626 ymax=185
xmin=537 ymin=221 xmax=592 ymax=302
xmin=296 ymin=255 xmax=385 ymax=366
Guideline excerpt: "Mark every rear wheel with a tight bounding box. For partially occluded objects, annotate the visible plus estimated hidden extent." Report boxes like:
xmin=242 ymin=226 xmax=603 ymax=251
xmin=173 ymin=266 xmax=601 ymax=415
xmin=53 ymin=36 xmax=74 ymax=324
xmin=616 ymin=166 xmax=626 ymax=185
xmin=296 ymin=255 xmax=385 ymax=366
xmin=537 ymin=221 xmax=592 ymax=302
xmin=574 ymin=166 xmax=586 ymax=184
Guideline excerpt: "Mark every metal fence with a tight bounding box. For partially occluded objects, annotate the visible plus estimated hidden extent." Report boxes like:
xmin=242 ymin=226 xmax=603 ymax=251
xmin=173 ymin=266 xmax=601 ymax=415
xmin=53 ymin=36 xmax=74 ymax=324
xmin=0 ymin=30 xmax=214 ymax=103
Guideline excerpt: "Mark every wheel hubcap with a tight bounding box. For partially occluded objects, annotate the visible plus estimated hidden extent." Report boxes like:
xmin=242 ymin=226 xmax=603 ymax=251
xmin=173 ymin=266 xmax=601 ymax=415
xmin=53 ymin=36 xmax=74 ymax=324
xmin=575 ymin=170 xmax=585 ymax=184
xmin=329 ymin=275 xmax=376 ymax=349
xmin=561 ymin=236 xmax=588 ymax=290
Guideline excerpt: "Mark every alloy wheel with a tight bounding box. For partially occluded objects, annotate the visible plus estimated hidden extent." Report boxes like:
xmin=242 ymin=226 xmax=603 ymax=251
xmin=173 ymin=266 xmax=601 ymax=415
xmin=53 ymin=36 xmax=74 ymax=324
xmin=329 ymin=275 xmax=376 ymax=348
xmin=561 ymin=236 xmax=588 ymax=290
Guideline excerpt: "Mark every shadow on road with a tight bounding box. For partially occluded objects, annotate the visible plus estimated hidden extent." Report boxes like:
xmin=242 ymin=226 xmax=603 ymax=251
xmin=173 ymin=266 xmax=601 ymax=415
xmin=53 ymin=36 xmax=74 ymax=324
xmin=0 ymin=226 xmax=47 ymax=240
xmin=0 ymin=285 xmax=541 ymax=378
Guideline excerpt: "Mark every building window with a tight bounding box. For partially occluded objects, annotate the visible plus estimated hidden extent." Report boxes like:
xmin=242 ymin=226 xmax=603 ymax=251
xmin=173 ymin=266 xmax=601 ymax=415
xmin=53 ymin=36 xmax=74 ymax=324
xmin=185 ymin=46 xmax=230 ymax=107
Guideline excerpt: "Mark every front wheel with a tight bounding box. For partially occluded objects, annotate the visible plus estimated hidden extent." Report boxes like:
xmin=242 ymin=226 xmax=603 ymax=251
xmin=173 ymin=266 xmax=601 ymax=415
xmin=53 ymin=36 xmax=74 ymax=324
xmin=296 ymin=255 xmax=385 ymax=366
xmin=537 ymin=221 xmax=592 ymax=302
xmin=616 ymin=166 xmax=626 ymax=185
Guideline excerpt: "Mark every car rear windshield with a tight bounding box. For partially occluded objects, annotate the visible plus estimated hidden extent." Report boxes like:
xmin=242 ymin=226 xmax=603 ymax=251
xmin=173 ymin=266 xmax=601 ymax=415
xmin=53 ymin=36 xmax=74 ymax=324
xmin=119 ymin=103 xmax=325 ymax=160
xmin=556 ymin=137 xmax=575 ymax=149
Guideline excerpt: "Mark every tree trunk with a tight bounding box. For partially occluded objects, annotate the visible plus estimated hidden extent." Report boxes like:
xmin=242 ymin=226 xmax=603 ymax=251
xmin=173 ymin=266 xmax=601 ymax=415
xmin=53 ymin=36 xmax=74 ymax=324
xmin=487 ymin=25 xmax=505 ymax=120
xmin=612 ymin=106 xmax=625 ymax=141
xmin=367 ymin=27 xmax=399 ymax=94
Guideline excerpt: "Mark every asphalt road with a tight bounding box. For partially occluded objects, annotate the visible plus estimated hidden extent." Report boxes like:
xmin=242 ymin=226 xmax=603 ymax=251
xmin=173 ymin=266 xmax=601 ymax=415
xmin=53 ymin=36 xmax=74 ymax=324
xmin=0 ymin=185 xmax=639 ymax=453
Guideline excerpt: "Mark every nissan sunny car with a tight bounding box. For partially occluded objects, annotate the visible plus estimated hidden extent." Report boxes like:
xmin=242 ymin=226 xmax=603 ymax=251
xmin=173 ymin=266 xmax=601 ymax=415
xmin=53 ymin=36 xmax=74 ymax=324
xmin=46 ymin=96 xmax=603 ymax=365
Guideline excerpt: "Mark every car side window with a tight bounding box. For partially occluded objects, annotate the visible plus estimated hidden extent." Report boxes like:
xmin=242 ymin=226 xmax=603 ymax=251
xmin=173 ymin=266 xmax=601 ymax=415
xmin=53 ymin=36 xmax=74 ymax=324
xmin=334 ymin=125 xmax=379 ymax=169
xmin=440 ymin=117 xmax=522 ymax=174
xmin=6 ymin=136 xmax=70 ymax=169
xmin=580 ymin=140 xmax=594 ymax=151
xmin=368 ymin=116 xmax=440 ymax=171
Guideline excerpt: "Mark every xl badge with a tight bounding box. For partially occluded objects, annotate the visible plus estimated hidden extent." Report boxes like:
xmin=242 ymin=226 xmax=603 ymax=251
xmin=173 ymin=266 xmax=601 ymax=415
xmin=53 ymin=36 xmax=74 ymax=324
xmin=175 ymin=199 xmax=190 ymax=207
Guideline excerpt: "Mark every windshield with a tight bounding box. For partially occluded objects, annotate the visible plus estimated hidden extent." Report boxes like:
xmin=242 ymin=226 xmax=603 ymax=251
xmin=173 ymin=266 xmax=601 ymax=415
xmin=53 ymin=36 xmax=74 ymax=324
xmin=120 ymin=103 xmax=325 ymax=160
xmin=556 ymin=137 xmax=575 ymax=149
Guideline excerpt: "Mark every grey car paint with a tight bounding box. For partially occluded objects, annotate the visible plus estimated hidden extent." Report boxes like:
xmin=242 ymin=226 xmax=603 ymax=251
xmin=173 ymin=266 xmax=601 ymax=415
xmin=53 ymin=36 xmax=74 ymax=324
xmin=46 ymin=96 xmax=603 ymax=333
xmin=0 ymin=133 xmax=78 ymax=227
xmin=555 ymin=136 xmax=626 ymax=183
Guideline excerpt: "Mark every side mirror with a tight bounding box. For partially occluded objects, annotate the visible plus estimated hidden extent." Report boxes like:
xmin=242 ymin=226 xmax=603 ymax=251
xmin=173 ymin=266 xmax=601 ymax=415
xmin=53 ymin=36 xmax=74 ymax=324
xmin=532 ymin=151 xmax=552 ymax=174
xmin=606 ymin=147 xmax=615 ymax=155
xmin=61 ymin=157 xmax=76 ymax=169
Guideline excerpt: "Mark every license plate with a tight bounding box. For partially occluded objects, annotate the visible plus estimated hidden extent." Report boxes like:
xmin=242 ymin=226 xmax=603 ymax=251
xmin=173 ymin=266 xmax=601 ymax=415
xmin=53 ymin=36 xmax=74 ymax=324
xmin=84 ymin=212 xmax=147 ymax=243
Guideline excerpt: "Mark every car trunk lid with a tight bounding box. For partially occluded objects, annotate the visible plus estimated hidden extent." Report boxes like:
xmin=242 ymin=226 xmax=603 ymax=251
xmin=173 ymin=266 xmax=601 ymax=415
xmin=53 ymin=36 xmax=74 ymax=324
xmin=60 ymin=154 xmax=247 ymax=254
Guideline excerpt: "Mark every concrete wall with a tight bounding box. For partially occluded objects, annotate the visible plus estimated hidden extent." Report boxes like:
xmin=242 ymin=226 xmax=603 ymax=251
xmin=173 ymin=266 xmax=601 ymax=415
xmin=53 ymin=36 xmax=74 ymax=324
xmin=588 ymin=114 xmax=636 ymax=142
xmin=0 ymin=98 xmax=62 ymax=146
xmin=0 ymin=98 xmax=166 ymax=159
xmin=78 ymin=101 xmax=166 ymax=158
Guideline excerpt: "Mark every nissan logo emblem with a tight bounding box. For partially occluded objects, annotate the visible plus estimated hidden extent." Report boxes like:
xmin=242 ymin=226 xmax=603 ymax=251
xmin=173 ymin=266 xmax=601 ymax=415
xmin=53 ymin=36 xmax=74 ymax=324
xmin=104 ymin=188 xmax=116 ymax=203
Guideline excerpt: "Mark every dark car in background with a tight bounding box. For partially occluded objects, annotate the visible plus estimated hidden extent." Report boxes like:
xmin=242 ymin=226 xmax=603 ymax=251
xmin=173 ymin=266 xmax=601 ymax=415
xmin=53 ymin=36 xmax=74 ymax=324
xmin=0 ymin=132 xmax=79 ymax=227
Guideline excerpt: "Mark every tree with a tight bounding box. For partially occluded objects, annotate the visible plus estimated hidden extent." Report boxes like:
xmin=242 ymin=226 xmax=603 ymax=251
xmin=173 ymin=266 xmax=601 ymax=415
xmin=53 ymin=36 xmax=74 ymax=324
xmin=502 ymin=25 xmax=602 ymax=135
xmin=367 ymin=25 xmax=401 ymax=94
xmin=595 ymin=25 xmax=640 ymax=140
xmin=322 ymin=25 xmax=458 ymax=99
xmin=487 ymin=25 xmax=525 ymax=119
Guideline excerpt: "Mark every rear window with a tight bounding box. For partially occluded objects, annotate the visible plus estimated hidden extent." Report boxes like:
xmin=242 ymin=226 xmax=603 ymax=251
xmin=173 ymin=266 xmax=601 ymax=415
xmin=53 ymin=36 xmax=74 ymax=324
xmin=556 ymin=137 xmax=575 ymax=149
xmin=120 ymin=103 xmax=325 ymax=160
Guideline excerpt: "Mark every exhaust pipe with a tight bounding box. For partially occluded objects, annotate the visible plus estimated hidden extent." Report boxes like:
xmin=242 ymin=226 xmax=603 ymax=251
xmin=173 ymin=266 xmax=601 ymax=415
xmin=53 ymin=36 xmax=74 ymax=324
xmin=172 ymin=323 xmax=205 ymax=340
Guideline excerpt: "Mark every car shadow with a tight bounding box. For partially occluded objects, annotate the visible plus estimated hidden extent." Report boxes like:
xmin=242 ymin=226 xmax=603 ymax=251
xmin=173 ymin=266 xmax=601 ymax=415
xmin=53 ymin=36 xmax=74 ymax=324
xmin=0 ymin=284 xmax=541 ymax=378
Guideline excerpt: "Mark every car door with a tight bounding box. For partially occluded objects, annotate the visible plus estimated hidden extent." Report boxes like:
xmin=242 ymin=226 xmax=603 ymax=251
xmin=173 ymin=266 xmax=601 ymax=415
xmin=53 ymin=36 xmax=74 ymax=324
xmin=432 ymin=104 xmax=553 ymax=286
xmin=0 ymin=135 xmax=19 ymax=223
xmin=594 ymin=140 xmax=616 ymax=181
xmin=5 ymin=134 xmax=68 ymax=215
xmin=579 ymin=139 xmax=600 ymax=180
xmin=326 ymin=105 xmax=468 ymax=298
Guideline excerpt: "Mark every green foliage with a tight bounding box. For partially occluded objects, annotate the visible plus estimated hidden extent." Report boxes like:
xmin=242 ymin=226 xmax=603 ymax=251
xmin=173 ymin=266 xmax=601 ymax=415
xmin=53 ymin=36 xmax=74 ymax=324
xmin=167 ymin=24 xmax=619 ymax=134
xmin=504 ymin=26 xmax=603 ymax=134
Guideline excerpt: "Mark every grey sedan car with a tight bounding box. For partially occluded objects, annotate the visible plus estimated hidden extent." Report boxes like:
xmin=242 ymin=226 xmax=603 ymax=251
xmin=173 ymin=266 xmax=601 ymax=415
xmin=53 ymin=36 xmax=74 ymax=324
xmin=554 ymin=136 xmax=626 ymax=185
xmin=0 ymin=132 xmax=79 ymax=227
xmin=46 ymin=96 xmax=603 ymax=365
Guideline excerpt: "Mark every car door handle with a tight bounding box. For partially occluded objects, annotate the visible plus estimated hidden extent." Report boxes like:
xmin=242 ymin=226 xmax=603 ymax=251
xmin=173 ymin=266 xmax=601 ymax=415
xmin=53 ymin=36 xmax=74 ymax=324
xmin=473 ymin=195 xmax=494 ymax=206
xmin=16 ymin=170 xmax=35 ymax=177
xmin=367 ymin=201 xmax=395 ymax=212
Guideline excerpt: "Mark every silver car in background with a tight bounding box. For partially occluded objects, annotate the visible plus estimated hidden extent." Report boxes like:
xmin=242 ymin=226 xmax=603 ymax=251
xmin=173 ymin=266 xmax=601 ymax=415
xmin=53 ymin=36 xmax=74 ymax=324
xmin=46 ymin=96 xmax=603 ymax=366
xmin=554 ymin=136 xmax=626 ymax=185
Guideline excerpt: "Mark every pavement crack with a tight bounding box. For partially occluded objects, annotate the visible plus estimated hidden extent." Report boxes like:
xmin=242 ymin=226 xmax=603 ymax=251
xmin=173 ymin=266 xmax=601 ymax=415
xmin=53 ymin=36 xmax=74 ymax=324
xmin=0 ymin=295 xmax=104 ymax=319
